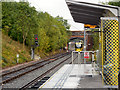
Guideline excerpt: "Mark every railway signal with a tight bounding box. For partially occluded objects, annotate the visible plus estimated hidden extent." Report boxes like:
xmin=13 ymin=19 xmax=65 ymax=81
xmin=34 ymin=34 xmax=39 ymax=47
xmin=31 ymin=34 xmax=39 ymax=60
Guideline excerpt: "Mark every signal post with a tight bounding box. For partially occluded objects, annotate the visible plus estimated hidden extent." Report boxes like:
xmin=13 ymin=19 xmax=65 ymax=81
xmin=31 ymin=34 xmax=39 ymax=60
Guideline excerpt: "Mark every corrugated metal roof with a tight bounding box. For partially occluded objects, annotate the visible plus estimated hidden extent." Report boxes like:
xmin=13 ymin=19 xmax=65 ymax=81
xmin=66 ymin=0 xmax=119 ymax=25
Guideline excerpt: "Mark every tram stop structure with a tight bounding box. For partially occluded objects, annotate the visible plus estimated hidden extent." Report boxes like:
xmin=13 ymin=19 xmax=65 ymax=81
xmin=39 ymin=0 xmax=120 ymax=89
xmin=66 ymin=0 xmax=120 ymax=88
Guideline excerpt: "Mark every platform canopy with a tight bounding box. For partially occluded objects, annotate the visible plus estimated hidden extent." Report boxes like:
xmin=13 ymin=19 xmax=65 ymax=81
xmin=66 ymin=0 xmax=120 ymax=25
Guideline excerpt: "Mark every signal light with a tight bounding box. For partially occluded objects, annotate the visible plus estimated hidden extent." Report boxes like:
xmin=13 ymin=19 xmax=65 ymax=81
xmin=35 ymin=35 xmax=38 ymax=41
xmin=34 ymin=34 xmax=39 ymax=47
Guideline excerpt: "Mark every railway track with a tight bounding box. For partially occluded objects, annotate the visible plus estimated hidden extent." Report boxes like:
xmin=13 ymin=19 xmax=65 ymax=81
xmin=1 ymin=52 xmax=70 ymax=85
xmin=20 ymin=54 xmax=78 ymax=89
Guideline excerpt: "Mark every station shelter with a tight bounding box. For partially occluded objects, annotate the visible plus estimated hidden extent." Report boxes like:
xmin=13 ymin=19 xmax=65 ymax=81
xmin=66 ymin=0 xmax=120 ymax=86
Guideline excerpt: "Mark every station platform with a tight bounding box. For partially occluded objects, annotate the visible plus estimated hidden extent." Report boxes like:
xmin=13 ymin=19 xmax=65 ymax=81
xmin=39 ymin=64 xmax=104 ymax=89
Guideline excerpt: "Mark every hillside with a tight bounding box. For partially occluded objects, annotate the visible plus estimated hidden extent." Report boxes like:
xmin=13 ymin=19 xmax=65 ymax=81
xmin=1 ymin=2 xmax=70 ymax=68
xmin=1 ymin=33 xmax=66 ymax=68
xmin=2 ymin=33 xmax=31 ymax=68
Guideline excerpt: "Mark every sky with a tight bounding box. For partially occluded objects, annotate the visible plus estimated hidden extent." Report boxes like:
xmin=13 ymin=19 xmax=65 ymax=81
xmin=16 ymin=0 xmax=113 ymax=31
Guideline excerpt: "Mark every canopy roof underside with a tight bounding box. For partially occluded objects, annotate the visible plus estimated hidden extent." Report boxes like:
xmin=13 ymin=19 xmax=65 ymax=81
xmin=66 ymin=0 xmax=119 ymax=25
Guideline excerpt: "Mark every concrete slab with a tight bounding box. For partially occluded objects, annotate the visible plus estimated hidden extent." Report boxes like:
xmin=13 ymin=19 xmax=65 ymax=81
xmin=39 ymin=64 xmax=103 ymax=89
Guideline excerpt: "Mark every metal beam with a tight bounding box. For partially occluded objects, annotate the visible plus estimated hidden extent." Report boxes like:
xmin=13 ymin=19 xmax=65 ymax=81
xmin=71 ymin=11 xmax=102 ymax=18
xmin=70 ymin=9 xmax=103 ymax=18
xmin=67 ymin=0 xmax=119 ymax=9
xmin=73 ymin=18 xmax=100 ymax=25
xmin=68 ymin=3 xmax=104 ymax=12
xmin=74 ymin=20 xmax=99 ymax=25
xmin=69 ymin=6 xmax=103 ymax=15
xmin=72 ymin=14 xmax=100 ymax=23
xmin=72 ymin=13 xmax=100 ymax=22
xmin=74 ymin=18 xmax=99 ymax=25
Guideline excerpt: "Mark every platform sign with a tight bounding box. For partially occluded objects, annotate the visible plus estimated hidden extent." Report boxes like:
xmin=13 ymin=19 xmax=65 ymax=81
xmin=84 ymin=24 xmax=99 ymax=28
xmin=84 ymin=52 xmax=89 ymax=58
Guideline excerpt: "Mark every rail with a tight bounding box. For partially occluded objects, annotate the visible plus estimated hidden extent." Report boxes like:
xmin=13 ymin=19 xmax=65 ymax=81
xmin=1 ymin=52 xmax=69 ymax=85
xmin=20 ymin=54 xmax=78 ymax=89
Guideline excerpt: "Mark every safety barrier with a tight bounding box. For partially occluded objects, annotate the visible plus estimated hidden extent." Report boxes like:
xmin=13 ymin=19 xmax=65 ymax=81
xmin=72 ymin=51 xmax=98 ymax=76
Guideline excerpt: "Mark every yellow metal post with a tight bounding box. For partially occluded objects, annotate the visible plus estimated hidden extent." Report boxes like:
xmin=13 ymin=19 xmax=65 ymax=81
xmin=101 ymin=17 xmax=119 ymax=86
xmin=101 ymin=19 xmax=104 ymax=85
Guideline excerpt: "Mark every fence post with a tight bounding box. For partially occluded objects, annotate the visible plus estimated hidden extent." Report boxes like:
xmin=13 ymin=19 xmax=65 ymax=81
xmin=72 ymin=51 xmax=73 ymax=64
xmin=31 ymin=47 xmax=34 ymax=60
xmin=78 ymin=52 xmax=81 ymax=64
xmin=92 ymin=51 xmax=95 ymax=76
xmin=17 ymin=54 xmax=19 ymax=63
xmin=96 ymin=50 xmax=99 ymax=64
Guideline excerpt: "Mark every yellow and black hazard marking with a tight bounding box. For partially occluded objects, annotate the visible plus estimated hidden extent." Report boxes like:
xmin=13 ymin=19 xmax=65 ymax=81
xmin=101 ymin=18 xmax=119 ymax=86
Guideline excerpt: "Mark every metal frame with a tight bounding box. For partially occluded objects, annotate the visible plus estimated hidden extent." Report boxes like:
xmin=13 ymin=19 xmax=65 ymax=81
xmin=66 ymin=0 xmax=120 ymax=87
xmin=118 ymin=16 xmax=120 ymax=89
xmin=66 ymin=0 xmax=119 ymax=15
xmin=66 ymin=0 xmax=120 ymax=25
xmin=72 ymin=51 xmax=96 ymax=63
xmin=72 ymin=51 xmax=96 ymax=76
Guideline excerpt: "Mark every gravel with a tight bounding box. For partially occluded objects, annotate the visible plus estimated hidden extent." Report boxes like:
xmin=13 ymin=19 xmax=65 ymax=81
xmin=2 ymin=53 xmax=78 ymax=89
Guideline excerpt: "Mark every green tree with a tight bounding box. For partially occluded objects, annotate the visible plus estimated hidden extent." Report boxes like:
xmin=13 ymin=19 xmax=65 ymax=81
xmin=16 ymin=2 xmax=38 ymax=49
xmin=91 ymin=29 xmax=99 ymax=50
xmin=108 ymin=1 xmax=120 ymax=7
xmin=2 ymin=1 xmax=71 ymax=55
xmin=2 ymin=2 xmax=38 ymax=49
